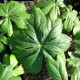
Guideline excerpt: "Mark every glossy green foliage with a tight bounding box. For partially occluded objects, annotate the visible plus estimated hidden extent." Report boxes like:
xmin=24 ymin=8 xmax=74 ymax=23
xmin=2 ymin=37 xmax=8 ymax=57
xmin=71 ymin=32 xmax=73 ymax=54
xmin=10 ymin=7 xmax=71 ymax=80
xmin=0 ymin=0 xmax=80 ymax=80
xmin=0 ymin=54 xmax=24 ymax=80
xmin=60 ymin=5 xmax=79 ymax=32
xmin=67 ymin=52 xmax=80 ymax=80
xmin=3 ymin=54 xmax=10 ymax=66
xmin=35 ymin=0 xmax=65 ymax=20
xmin=73 ymin=21 xmax=80 ymax=36
xmin=0 ymin=1 xmax=29 ymax=36
xmin=0 ymin=34 xmax=8 ymax=53
xmin=44 ymin=53 xmax=68 ymax=80
xmin=73 ymin=22 xmax=80 ymax=54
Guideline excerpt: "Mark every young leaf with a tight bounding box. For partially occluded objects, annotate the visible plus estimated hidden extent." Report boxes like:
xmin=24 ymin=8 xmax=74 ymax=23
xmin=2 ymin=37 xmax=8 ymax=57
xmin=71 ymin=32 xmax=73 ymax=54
xmin=60 ymin=5 xmax=79 ymax=32
xmin=0 ymin=64 xmax=22 ymax=80
xmin=67 ymin=52 xmax=80 ymax=80
xmin=13 ymin=65 xmax=24 ymax=76
xmin=0 ymin=54 xmax=24 ymax=80
xmin=10 ymin=54 xmax=24 ymax=76
xmin=35 ymin=0 xmax=65 ymax=20
xmin=10 ymin=7 xmax=71 ymax=75
xmin=10 ymin=54 xmax=18 ymax=68
xmin=1 ymin=65 xmax=13 ymax=80
xmin=0 ymin=1 xmax=29 ymax=36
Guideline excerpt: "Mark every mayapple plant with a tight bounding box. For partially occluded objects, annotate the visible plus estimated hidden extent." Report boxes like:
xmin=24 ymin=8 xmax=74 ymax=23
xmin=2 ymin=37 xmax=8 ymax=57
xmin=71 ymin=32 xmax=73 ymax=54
xmin=0 ymin=0 xmax=80 ymax=80
xmin=0 ymin=54 xmax=24 ymax=80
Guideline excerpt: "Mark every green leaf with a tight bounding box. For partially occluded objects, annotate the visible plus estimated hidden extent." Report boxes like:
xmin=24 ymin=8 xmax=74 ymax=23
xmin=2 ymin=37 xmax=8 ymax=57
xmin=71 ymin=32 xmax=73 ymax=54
xmin=0 ymin=43 xmax=5 ymax=53
xmin=9 ymin=77 xmax=22 ymax=80
xmin=35 ymin=1 xmax=52 ymax=8
xmin=73 ymin=22 xmax=80 ymax=53
xmin=0 ymin=1 xmax=29 ymax=36
xmin=0 ymin=54 xmax=24 ymax=80
xmin=68 ymin=52 xmax=80 ymax=59
xmin=1 ymin=18 xmax=13 ymax=36
xmin=0 ymin=34 xmax=8 ymax=45
xmin=35 ymin=0 xmax=65 ymax=20
xmin=75 ymin=44 xmax=80 ymax=53
xmin=67 ymin=52 xmax=80 ymax=80
xmin=44 ymin=52 xmax=68 ymax=80
xmin=3 ymin=54 xmax=10 ymax=66
xmin=73 ymin=21 xmax=80 ymax=38
xmin=1 ymin=65 xmax=13 ymax=80
xmin=0 ymin=63 xmax=4 ymax=79
xmin=60 ymin=5 xmax=79 ymax=32
xmin=74 ymin=39 xmax=80 ymax=54
xmin=0 ymin=20 xmax=4 ymax=25
xmin=10 ymin=54 xmax=24 ymax=76
xmin=71 ymin=71 xmax=80 ymax=80
xmin=10 ymin=7 xmax=71 ymax=76
xmin=0 ymin=64 xmax=22 ymax=80
xmin=0 ymin=34 xmax=8 ymax=53
xmin=13 ymin=65 xmax=24 ymax=76
xmin=10 ymin=54 xmax=18 ymax=68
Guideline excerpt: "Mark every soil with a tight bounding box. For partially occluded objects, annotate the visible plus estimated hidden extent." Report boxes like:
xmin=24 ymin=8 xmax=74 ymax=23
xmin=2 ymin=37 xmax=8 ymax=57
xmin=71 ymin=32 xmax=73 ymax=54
xmin=22 ymin=60 xmax=53 ymax=80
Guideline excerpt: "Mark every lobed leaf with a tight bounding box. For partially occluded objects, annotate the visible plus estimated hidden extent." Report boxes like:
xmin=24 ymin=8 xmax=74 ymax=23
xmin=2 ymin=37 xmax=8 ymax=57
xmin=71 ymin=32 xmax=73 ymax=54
xmin=0 ymin=1 xmax=29 ymax=36
xmin=35 ymin=0 xmax=65 ymax=20
xmin=0 ymin=54 xmax=24 ymax=80
xmin=60 ymin=5 xmax=79 ymax=32
xmin=44 ymin=52 xmax=68 ymax=80
xmin=68 ymin=52 xmax=80 ymax=80
xmin=10 ymin=7 xmax=71 ymax=80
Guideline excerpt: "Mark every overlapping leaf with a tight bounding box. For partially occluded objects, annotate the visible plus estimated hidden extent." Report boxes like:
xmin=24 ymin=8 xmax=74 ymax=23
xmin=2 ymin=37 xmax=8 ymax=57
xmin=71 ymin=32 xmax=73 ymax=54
xmin=35 ymin=0 xmax=65 ymax=20
xmin=73 ymin=21 xmax=80 ymax=36
xmin=44 ymin=53 xmax=68 ymax=80
xmin=0 ymin=1 xmax=29 ymax=36
xmin=0 ymin=34 xmax=8 ymax=53
xmin=67 ymin=52 xmax=80 ymax=80
xmin=0 ymin=54 xmax=24 ymax=80
xmin=73 ymin=22 xmax=80 ymax=53
xmin=10 ymin=7 xmax=71 ymax=80
xmin=60 ymin=5 xmax=79 ymax=32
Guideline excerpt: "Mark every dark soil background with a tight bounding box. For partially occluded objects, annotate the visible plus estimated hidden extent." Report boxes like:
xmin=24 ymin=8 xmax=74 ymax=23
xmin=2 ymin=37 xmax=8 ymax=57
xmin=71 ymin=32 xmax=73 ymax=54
xmin=0 ymin=0 xmax=79 ymax=80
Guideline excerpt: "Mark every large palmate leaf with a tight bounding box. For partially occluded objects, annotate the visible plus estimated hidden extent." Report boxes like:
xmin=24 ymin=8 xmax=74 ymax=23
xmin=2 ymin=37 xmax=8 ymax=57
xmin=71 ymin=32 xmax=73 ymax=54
xmin=0 ymin=54 xmax=24 ymax=80
xmin=35 ymin=0 xmax=65 ymax=20
xmin=0 ymin=1 xmax=29 ymax=36
xmin=67 ymin=52 xmax=80 ymax=80
xmin=0 ymin=34 xmax=8 ymax=53
xmin=10 ymin=7 xmax=71 ymax=80
xmin=60 ymin=5 xmax=79 ymax=32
